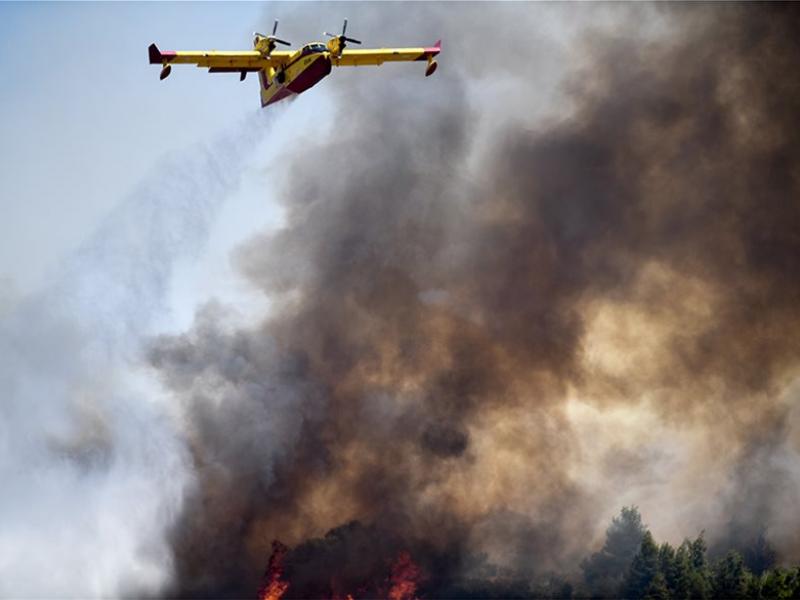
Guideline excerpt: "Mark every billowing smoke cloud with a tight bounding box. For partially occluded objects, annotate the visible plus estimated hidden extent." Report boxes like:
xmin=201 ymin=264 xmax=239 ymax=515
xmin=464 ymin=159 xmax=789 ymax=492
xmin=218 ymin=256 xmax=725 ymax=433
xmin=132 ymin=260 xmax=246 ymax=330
xmin=148 ymin=3 xmax=800 ymax=596
xmin=0 ymin=115 xmax=270 ymax=597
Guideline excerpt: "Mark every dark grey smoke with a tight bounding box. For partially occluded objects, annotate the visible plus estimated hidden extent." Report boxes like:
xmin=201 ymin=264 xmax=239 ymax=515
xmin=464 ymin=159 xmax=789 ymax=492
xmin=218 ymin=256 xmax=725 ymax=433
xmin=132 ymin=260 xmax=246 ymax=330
xmin=148 ymin=3 xmax=800 ymax=596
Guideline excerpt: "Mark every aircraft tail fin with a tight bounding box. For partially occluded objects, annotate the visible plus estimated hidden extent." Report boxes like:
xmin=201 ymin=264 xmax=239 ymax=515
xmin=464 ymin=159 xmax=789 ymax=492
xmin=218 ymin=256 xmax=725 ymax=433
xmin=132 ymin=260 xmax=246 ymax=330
xmin=148 ymin=43 xmax=162 ymax=64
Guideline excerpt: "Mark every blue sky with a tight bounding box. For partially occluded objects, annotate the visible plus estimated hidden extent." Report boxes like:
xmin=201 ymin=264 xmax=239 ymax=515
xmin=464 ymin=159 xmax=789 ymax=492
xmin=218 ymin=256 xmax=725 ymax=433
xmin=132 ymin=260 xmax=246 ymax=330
xmin=0 ymin=2 xmax=320 ymax=301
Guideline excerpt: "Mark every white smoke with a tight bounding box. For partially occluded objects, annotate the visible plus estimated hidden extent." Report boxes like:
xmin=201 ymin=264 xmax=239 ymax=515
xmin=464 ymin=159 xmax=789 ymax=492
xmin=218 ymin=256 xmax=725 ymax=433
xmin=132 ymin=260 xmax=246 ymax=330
xmin=0 ymin=112 xmax=272 ymax=597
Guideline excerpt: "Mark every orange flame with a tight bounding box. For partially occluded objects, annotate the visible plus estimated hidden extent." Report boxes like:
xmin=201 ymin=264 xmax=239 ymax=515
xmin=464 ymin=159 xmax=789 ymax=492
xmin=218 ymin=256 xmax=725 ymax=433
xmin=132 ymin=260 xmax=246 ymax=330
xmin=258 ymin=541 xmax=290 ymax=600
xmin=386 ymin=551 xmax=422 ymax=600
xmin=257 ymin=544 xmax=422 ymax=600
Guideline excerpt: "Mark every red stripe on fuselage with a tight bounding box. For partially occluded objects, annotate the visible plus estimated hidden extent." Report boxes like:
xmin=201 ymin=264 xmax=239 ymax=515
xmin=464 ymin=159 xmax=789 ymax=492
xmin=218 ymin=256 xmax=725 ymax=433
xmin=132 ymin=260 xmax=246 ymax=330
xmin=262 ymin=55 xmax=331 ymax=107
xmin=264 ymin=86 xmax=294 ymax=106
xmin=286 ymin=56 xmax=332 ymax=94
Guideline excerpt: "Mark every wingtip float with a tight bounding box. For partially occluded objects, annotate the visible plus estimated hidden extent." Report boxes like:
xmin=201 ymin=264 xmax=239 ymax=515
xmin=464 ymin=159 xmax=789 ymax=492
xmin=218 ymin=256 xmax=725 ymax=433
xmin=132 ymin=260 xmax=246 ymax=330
xmin=148 ymin=20 xmax=441 ymax=108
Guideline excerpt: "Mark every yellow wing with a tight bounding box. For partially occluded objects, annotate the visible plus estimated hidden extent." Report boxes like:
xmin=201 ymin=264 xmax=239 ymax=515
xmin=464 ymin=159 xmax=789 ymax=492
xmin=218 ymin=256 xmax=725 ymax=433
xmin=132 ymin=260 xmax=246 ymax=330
xmin=148 ymin=43 xmax=291 ymax=74
xmin=332 ymin=41 xmax=441 ymax=68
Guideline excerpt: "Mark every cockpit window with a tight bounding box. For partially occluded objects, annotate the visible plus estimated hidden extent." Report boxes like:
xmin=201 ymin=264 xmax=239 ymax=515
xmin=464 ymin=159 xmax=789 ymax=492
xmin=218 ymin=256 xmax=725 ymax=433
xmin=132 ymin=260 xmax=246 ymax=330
xmin=304 ymin=43 xmax=327 ymax=54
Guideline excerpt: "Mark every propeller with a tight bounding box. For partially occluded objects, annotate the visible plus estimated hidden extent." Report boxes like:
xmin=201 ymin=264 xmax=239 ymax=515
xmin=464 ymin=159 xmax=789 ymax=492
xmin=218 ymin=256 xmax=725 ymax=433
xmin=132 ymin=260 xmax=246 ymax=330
xmin=254 ymin=19 xmax=290 ymax=48
xmin=324 ymin=18 xmax=361 ymax=52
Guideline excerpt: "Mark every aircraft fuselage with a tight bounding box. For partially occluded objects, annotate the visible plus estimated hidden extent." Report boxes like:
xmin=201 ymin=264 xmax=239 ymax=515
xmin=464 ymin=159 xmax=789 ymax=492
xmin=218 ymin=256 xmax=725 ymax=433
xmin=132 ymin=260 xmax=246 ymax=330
xmin=260 ymin=44 xmax=332 ymax=107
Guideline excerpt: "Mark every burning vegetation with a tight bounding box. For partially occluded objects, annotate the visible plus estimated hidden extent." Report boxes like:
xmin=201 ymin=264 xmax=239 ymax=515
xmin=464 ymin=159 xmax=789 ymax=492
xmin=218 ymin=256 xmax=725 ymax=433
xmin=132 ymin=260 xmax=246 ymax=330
xmin=258 ymin=528 xmax=424 ymax=600
xmin=256 ymin=508 xmax=800 ymax=599
xmin=148 ymin=3 xmax=800 ymax=598
xmin=258 ymin=542 xmax=290 ymax=600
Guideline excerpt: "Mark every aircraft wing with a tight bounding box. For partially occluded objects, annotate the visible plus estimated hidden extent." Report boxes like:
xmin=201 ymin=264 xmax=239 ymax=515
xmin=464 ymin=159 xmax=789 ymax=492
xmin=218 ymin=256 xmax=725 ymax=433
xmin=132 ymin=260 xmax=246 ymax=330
xmin=333 ymin=41 xmax=441 ymax=67
xmin=148 ymin=43 xmax=291 ymax=73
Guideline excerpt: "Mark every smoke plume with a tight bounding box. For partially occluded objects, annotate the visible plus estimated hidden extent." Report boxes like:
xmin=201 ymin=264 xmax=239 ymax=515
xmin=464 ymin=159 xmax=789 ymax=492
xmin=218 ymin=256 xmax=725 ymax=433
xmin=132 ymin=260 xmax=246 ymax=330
xmin=0 ymin=115 xmax=269 ymax=597
xmin=149 ymin=3 xmax=800 ymax=596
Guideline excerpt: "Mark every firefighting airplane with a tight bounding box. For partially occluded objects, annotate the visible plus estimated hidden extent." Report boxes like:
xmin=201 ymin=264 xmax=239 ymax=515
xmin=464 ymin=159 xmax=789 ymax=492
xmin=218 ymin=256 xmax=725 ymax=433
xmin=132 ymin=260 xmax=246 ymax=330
xmin=148 ymin=19 xmax=441 ymax=108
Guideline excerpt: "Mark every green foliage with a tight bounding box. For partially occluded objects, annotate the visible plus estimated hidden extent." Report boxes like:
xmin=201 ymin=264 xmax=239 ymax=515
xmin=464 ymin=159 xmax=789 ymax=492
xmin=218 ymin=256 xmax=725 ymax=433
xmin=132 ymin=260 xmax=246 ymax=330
xmin=744 ymin=532 xmax=778 ymax=576
xmin=755 ymin=566 xmax=800 ymax=600
xmin=668 ymin=542 xmax=693 ymax=599
xmin=624 ymin=531 xmax=661 ymax=599
xmin=686 ymin=535 xmax=712 ymax=599
xmin=712 ymin=551 xmax=750 ymax=599
xmin=576 ymin=510 xmax=800 ymax=600
xmin=690 ymin=534 xmax=708 ymax=572
xmin=644 ymin=572 xmax=671 ymax=600
xmin=582 ymin=506 xmax=647 ymax=598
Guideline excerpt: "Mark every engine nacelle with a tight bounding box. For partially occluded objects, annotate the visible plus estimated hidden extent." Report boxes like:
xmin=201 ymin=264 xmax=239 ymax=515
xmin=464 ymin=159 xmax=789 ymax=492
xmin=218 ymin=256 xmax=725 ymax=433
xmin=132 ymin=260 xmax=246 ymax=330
xmin=425 ymin=59 xmax=438 ymax=77
xmin=254 ymin=34 xmax=274 ymax=56
xmin=326 ymin=37 xmax=343 ymax=57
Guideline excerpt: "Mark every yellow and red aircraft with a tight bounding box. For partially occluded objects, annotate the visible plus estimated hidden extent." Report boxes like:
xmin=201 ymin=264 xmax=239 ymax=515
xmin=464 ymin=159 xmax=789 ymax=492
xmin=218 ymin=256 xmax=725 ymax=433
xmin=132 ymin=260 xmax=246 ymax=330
xmin=149 ymin=19 xmax=441 ymax=108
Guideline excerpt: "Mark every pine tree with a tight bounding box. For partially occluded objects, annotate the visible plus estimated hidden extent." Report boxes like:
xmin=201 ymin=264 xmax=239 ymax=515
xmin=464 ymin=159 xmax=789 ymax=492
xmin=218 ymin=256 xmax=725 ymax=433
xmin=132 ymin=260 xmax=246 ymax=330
xmin=582 ymin=507 xmax=647 ymax=598
xmin=624 ymin=531 xmax=661 ymax=599
xmin=745 ymin=531 xmax=778 ymax=576
xmin=669 ymin=542 xmax=693 ymax=600
xmin=759 ymin=567 xmax=800 ymax=600
xmin=788 ymin=567 xmax=800 ymax=599
xmin=687 ymin=533 xmax=712 ymax=599
xmin=712 ymin=551 xmax=751 ymax=599
xmin=574 ymin=509 xmax=800 ymax=600
xmin=745 ymin=571 xmax=762 ymax=599
xmin=658 ymin=542 xmax=679 ymax=597
xmin=643 ymin=572 xmax=671 ymax=600
xmin=690 ymin=534 xmax=708 ymax=572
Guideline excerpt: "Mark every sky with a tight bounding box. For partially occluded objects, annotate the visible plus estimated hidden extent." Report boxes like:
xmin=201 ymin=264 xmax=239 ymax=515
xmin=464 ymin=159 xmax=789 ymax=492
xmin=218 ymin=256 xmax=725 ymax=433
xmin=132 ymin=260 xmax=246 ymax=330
xmin=1 ymin=2 xmax=305 ymax=303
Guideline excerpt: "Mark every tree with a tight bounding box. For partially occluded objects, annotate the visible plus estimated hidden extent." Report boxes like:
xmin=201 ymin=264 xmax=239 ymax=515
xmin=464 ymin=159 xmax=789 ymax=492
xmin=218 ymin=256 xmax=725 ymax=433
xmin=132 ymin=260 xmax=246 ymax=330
xmin=574 ymin=508 xmax=800 ymax=600
xmin=643 ymin=572 xmax=671 ymax=600
xmin=683 ymin=533 xmax=712 ymax=599
xmin=668 ymin=542 xmax=695 ymax=600
xmin=582 ymin=507 xmax=647 ymax=598
xmin=690 ymin=534 xmax=708 ymax=572
xmin=789 ymin=567 xmax=800 ymax=599
xmin=624 ymin=531 xmax=661 ymax=599
xmin=759 ymin=567 xmax=800 ymax=600
xmin=712 ymin=551 xmax=751 ymax=599
xmin=744 ymin=571 xmax=762 ymax=599
xmin=658 ymin=543 xmax=679 ymax=597
xmin=744 ymin=531 xmax=777 ymax=576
